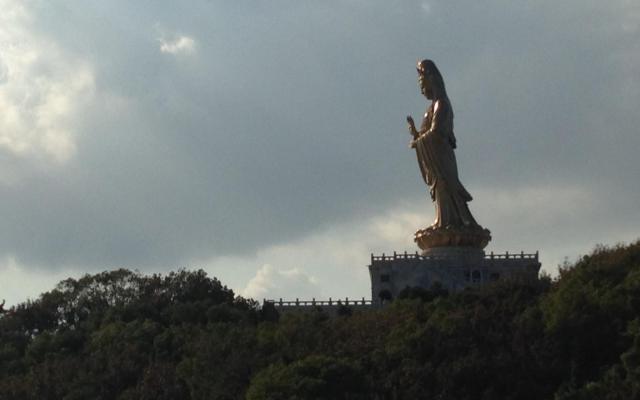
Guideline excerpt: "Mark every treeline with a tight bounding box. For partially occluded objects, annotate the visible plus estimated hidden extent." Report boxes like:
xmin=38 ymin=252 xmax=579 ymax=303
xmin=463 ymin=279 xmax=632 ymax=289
xmin=0 ymin=241 xmax=639 ymax=399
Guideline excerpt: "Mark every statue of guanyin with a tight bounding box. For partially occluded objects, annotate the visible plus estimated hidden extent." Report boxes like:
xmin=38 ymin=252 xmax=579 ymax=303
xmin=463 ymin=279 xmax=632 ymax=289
xmin=406 ymin=59 xmax=491 ymax=251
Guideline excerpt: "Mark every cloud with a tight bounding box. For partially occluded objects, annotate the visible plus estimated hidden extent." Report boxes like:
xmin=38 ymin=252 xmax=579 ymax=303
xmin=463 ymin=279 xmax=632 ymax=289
xmin=159 ymin=35 xmax=196 ymax=55
xmin=199 ymin=203 xmax=420 ymax=301
xmin=0 ymin=256 xmax=77 ymax=307
xmin=4 ymin=179 xmax=638 ymax=305
xmin=0 ymin=0 xmax=637 ymax=307
xmin=0 ymin=0 xmax=94 ymax=165
xmin=241 ymin=264 xmax=320 ymax=301
xmin=203 ymin=180 xmax=639 ymax=301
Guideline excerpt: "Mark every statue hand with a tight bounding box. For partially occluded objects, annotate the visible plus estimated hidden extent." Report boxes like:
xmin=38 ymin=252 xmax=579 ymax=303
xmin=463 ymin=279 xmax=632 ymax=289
xmin=406 ymin=116 xmax=418 ymax=138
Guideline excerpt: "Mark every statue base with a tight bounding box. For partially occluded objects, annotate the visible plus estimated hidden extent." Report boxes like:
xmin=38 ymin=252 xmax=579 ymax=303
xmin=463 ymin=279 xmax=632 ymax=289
xmin=415 ymin=225 xmax=491 ymax=253
xmin=368 ymin=248 xmax=541 ymax=305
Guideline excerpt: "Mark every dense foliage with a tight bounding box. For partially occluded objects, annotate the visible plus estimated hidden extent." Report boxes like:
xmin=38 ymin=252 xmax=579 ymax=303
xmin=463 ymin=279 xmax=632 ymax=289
xmin=1 ymin=241 xmax=639 ymax=399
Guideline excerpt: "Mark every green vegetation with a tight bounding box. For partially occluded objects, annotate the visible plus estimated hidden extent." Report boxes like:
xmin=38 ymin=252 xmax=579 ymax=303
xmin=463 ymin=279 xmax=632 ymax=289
xmin=1 ymin=241 xmax=639 ymax=399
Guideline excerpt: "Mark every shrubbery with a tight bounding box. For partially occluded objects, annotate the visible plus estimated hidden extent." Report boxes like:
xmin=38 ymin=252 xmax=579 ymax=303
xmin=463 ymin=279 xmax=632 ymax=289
xmin=1 ymin=240 xmax=639 ymax=399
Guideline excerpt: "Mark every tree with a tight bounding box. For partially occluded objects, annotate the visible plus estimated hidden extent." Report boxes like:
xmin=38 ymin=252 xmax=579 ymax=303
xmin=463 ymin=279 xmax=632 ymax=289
xmin=246 ymin=355 xmax=368 ymax=400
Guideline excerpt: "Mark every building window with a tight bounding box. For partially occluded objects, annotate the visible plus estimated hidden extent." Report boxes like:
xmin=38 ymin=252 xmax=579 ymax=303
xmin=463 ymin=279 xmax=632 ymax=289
xmin=472 ymin=270 xmax=481 ymax=283
xmin=380 ymin=274 xmax=390 ymax=283
xmin=464 ymin=271 xmax=470 ymax=281
xmin=490 ymin=272 xmax=500 ymax=281
xmin=379 ymin=290 xmax=393 ymax=305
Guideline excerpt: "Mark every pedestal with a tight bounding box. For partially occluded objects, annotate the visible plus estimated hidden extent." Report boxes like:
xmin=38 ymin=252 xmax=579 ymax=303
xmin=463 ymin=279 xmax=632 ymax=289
xmin=368 ymin=248 xmax=540 ymax=305
xmin=415 ymin=225 xmax=491 ymax=252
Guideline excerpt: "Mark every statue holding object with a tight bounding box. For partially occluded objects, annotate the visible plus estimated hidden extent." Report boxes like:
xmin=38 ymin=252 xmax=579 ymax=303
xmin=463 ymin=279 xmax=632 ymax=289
xmin=407 ymin=59 xmax=491 ymax=252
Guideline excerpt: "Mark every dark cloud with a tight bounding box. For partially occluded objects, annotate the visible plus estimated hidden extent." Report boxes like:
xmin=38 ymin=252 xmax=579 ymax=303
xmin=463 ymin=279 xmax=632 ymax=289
xmin=0 ymin=0 xmax=638 ymax=272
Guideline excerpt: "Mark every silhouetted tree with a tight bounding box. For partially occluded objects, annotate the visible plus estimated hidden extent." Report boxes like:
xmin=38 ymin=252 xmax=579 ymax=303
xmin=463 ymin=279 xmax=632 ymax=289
xmin=0 ymin=241 xmax=638 ymax=399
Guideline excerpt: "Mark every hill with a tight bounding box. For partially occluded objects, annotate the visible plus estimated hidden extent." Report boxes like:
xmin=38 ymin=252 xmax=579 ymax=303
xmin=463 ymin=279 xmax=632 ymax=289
xmin=1 ymin=241 xmax=639 ymax=399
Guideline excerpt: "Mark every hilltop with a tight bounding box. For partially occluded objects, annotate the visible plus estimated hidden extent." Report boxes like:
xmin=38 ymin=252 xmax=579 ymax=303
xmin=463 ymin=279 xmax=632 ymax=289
xmin=1 ymin=240 xmax=639 ymax=399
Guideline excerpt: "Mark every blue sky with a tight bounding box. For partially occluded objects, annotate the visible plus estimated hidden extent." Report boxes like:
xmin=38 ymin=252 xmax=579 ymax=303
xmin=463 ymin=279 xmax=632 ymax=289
xmin=1 ymin=0 xmax=639 ymax=305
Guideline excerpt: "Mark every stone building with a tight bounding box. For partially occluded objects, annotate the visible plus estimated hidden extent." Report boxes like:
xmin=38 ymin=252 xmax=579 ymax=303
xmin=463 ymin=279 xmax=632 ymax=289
xmin=368 ymin=248 xmax=541 ymax=305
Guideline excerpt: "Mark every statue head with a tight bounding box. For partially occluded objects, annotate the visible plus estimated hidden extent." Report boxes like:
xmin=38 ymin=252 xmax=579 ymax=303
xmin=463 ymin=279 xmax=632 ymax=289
xmin=417 ymin=59 xmax=446 ymax=100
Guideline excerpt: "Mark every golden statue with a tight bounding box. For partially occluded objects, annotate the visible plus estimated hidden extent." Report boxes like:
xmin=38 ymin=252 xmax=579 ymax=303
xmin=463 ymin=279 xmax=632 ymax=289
xmin=407 ymin=60 xmax=491 ymax=251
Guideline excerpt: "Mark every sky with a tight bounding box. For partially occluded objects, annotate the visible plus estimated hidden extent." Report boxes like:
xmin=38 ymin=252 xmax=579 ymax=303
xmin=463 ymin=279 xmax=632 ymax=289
xmin=1 ymin=0 xmax=639 ymax=306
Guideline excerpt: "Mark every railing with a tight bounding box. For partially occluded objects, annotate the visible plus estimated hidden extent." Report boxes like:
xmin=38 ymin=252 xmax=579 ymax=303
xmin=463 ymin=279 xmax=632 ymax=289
xmin=371 ymin=250 xmax=538 ymax=263
xmin=486 ymin=251 xmax=539 ymax=260
xmin=265 ymin=297 xmax=373 ymax=307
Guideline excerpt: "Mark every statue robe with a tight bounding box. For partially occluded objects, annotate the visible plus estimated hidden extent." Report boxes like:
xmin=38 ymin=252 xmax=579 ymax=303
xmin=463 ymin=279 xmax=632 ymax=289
xmin=414 ymin=98 xmax=478 ymax=229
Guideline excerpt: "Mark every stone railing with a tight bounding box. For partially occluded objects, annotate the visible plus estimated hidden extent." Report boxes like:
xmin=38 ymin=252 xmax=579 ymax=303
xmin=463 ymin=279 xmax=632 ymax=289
xmin=486 ymin=251 xmax=538 ymax=260
xmin=265 ymin=297 xmax=373 ymax=307
xmin=371 ymin=250 xmax=538 ymax=262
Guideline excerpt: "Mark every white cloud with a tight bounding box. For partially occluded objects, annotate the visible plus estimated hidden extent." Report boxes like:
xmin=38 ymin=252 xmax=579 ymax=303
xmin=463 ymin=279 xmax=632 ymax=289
xmin=202 ymin=181 xmax=639 ymax=301
xmin=0 ymin=256 xmax=76 ymax=307
xmin=159 ymin=35 xmax=196 ymax=55
xmin=0 ymin=0 xmax=94 ymax=165
xmin=241 ymin=264 xmax=321 ymax=301
xmin=201 ymin=203 xmax=422 ymax=301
